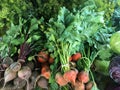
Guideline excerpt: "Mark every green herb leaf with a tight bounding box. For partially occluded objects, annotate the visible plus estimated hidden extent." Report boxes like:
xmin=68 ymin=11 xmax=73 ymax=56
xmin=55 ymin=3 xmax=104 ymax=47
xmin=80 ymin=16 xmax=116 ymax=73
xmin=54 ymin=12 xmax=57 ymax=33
xmin=98 ymin=48 xmax=112 ymax=60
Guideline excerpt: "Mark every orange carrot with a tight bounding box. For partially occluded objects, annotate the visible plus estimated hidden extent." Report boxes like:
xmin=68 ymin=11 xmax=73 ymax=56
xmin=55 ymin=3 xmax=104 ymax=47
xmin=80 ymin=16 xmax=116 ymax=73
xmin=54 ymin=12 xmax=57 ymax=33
xmin=48 ymin=57 xmax=54 ymax=64
xmin=41 ymin=63 xmax=50 ymax=79
xmin=72 ymin=53 xmax=82 ymax=61
xmin=74 ymin=80 xmax=85 ymax=90
xmin=37 ymin=51 xmax=49 ymax=63
xmin=37 ymin=76 xmax=48 ymax=89
xmin=41 ymin=64 xmax=50 ymax=74
xmin=55 ymin=72 xmax=68 ymax=86
xmin=77 ymin=71 xmax=89 ymax=83
xmin=85 ymin=81 xmax=94 ymax=90
xmin=63 ymin=69 xmax=78 ymax=85
xmin=41 ymin=70 xmax=51 ymax=79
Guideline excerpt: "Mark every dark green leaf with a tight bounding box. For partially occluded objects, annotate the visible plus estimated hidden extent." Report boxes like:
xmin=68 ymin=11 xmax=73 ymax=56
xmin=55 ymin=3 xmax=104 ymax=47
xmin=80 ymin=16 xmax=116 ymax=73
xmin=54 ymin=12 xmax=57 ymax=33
xmin=50 ymin=82 xmax=59 ymax=90
xmin=98 ymin=48 xmax=112 ymax=60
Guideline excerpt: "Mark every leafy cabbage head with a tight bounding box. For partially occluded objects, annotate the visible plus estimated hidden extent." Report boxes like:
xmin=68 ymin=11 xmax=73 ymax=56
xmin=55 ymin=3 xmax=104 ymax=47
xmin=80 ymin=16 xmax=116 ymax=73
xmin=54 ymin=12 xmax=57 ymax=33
xmin=110 ymin=31 xmax=120 ymax=54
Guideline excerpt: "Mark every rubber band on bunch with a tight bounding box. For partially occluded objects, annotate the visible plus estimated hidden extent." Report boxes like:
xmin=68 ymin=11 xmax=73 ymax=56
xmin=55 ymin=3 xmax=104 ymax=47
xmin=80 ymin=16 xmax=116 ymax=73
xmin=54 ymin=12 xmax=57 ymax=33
xmin=62 ymin=63 xmax=69 ymax=68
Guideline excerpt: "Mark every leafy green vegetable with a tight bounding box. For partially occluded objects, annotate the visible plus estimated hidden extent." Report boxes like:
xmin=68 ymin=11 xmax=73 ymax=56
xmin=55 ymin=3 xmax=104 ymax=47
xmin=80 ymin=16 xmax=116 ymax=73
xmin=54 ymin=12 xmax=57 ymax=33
xmin=112 ymin=6 xmax=120 ymax=31
xmin=49 ymin=82 xmax=59 ymax=90
xmin=30 ymin=0 xmax=86 ymax=21
xmin=110 ymin=31 xmax=120 ymax=54
xmin=45 ymin=7 xmax=82 ymax=72
xmin=0 ymin=17 xmax=45 ymax=59
xmin=84 ymin=0 xmax=115 ymax=21
xmin=44 ymin=0 xmax=115 ymax=74
xmin=0 ymin=20 xmax=24 ymax=58
xmin=0 ymin=0 xmax=118 ymax=89
xmin=0 ymin=0 xmax=33 ymax=36
xmin=98 ymin=48 xmax=112 ymax=60
xmin=94 ymin=60 xmax=110 ymax=76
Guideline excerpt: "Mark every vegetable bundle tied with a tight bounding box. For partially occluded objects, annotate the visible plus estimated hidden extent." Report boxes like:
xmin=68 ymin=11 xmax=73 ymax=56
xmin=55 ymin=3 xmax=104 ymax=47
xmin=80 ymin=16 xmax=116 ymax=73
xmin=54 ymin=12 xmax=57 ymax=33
xmin=45 ymin=7 xmax=82 ymax=72
xmin=56 ymin=42 xmax=70 ymax=72
xmin=45 ymin=4 xmax=106 ymax=73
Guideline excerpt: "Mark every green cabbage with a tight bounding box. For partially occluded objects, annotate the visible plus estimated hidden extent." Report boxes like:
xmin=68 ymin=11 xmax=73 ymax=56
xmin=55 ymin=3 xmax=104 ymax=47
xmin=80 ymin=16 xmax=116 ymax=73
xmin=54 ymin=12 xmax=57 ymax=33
xmin=110 ymin=31 xmax=120 ymax=54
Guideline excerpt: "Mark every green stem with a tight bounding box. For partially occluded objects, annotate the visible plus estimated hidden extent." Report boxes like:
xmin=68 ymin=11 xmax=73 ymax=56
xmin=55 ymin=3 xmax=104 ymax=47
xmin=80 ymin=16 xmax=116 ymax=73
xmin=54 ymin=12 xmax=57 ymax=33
xmin=81 ymin=57 xmax=91 ymax=70
xmin=63 ymin=85 xmax=69 ymax=90
xmin=90 ymin=50 xmax=101 ymax=67
xmin=56 ymin=42 xmax=70 ymax=72
xmin=81 ymin=52 xmax=99 ymax=90
xmin=89 ymin=70 xmax=95 ymax=83
xmin=61 ymin=42 xmax=66 ymax=64
xmin=87 ymin=47 xmax=90 ymax=58
xmin=89 ymin=70 xmax=98 ymax=90
xmin=81 ymin=57 xmax=97 ymax=89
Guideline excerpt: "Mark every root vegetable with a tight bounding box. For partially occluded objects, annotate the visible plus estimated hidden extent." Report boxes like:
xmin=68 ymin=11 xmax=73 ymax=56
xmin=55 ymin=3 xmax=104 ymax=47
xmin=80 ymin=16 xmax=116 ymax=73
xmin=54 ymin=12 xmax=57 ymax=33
xmin=9 ymin=62 xmax=21 ymax=72
xmin=0 ymin=84 xmax=18 ymax=90
xmin=85 ymin=81 xmax=94 ymax=90
xmin=48 ymin=56 xmax=54 ymax=64
xmin=55 ymin=72 xmax=68 ymax=86
xmin=37 ymin=76 xmax=48 ymax=89
xmin=77 ymin=71 xmax=89 ymax=83
xmin=18 ymin=66 xmax=31 ymax=80
xmin=18 ymin=66 xmax=32 ymax=90
xmin=13 ymin=77 xmax=26 ymax=89
xmin=41 ymin=70 xmax=51 ymax=79
xmin=37 ymin=51 xmax=49 ymax=63
xmin=3 ymin=61 xmax=21 ymax=87
xmin=18 ymin=59 xmax=25 ymax=63
xmin=74 ymin=80 xmax=85 ymax=90
xmin=72 ymin=53 xmax=82 ymax=61
xmin=40 ymin=63 xmax=51 ymax=79
xmin=63 ymin=69 xmax=78 ymax=85
xmin=3 ymin=69 xmax=17 ymax=88
xmin=26 ymin=61 xmax=34 ymax=70
xmin=30 ymin=71 xmax=39 ymax=82
xmin=28 ymin=82 xmax=34 ymax=90
xmin=2 ymin=57 xmax=13 ymax=68
xmin=41 ymin=64 xmax=50 ymax=74
xmin=29 ymin=71 xmax=39 ymax=90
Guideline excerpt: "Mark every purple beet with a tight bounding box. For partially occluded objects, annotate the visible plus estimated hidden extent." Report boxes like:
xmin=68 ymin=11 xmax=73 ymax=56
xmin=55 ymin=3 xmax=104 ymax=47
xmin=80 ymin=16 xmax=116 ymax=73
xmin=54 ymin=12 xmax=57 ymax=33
xmin=109 ymin=56 xmax=120 ymax=84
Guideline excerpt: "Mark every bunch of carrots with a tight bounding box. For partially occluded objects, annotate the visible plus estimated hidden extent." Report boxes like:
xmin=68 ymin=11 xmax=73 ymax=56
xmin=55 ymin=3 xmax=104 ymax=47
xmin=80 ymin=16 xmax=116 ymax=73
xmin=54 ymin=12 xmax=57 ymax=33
xmin=37 ymin=51 xmax=94 ymax=90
